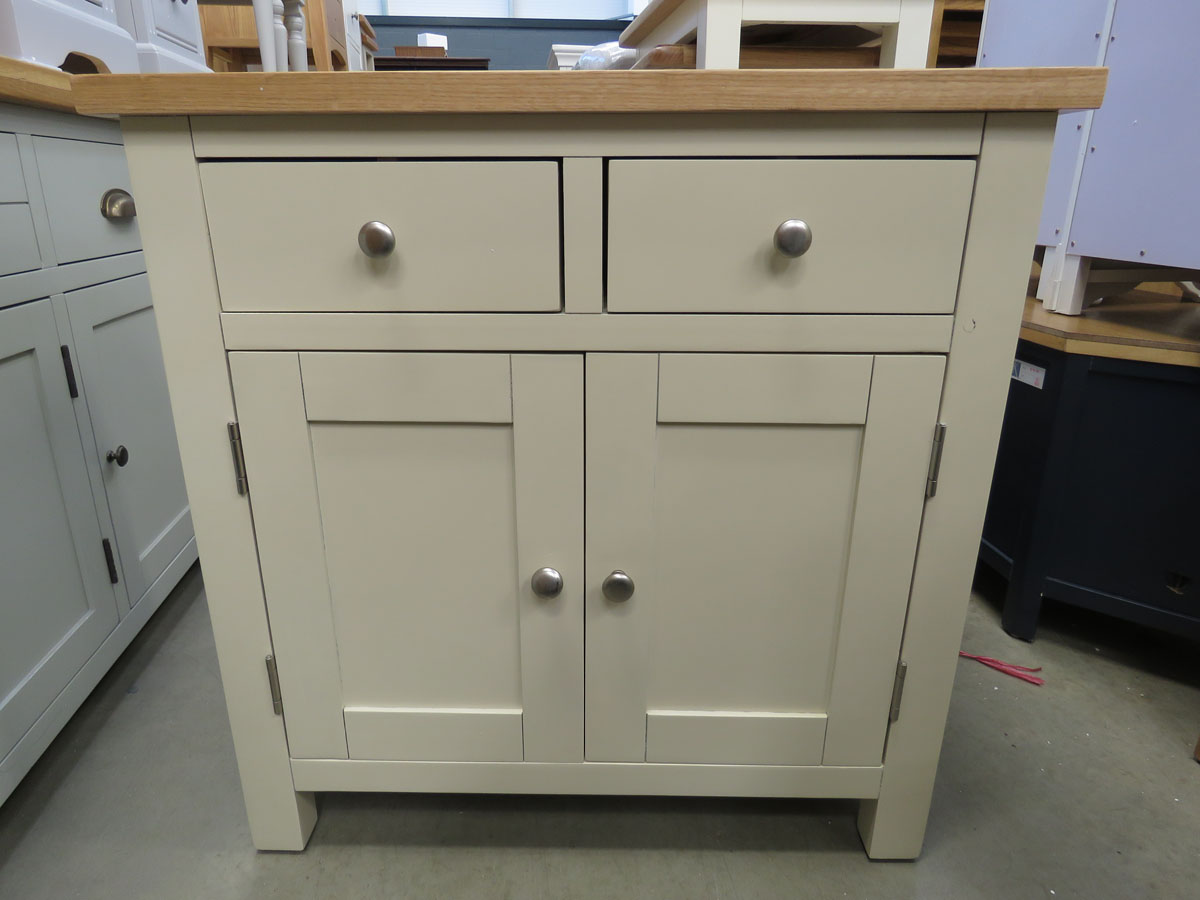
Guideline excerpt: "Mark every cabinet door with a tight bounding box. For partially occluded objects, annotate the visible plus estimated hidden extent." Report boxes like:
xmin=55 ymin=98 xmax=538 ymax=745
xmin=230 ymin=352 xmax=583 ymax=763
xmin=0 ymin=300 xmax=120 ymax=763
xmin=63 ymin=275 xmax=192 ymax=607
xmin=586 ymin=353 xmax=945 ymax=767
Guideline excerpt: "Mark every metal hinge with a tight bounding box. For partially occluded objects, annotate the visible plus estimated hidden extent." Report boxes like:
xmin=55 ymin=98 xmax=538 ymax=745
xmin=265 ymin=654 xmax=283 ymax=716
xmin=101 ymin=538 xmax=119 ymax=584
xmin=889 ymin=660 xmax=908 ymax=723
xmin=60 ymin=345 xmax=79 ymax=399
xmin=227 ymin=422 xmax=249 ymax=496
xmin=925 ymin=423 xmax=947 ymax=498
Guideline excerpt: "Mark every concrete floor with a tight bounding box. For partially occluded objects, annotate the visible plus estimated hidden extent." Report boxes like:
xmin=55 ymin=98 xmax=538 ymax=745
xmin=1 ymin=563 xmax=1197 ymax=900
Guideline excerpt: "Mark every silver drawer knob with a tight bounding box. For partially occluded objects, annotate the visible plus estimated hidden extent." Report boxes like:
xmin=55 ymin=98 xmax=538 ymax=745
xmin=773 ymin=219 xmax=812 ymax=258
xmin=602 ymin=570 xmax=635 ymax=603
xmin=530 ymin=567 xmax=563 ymax=600
xmin=101 ymin=188 xmax=136 ymax=220
xmin=358 ymin=221 xmax=395 ymax=257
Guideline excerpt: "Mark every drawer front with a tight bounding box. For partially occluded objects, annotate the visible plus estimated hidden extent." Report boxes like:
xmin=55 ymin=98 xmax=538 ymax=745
xmin=33 ymin=137 xmax=142 ymax=264
xmin=202 ymin=161 xmax=561 ymax=313
xmin=150 ymin=0 xmax=204 ymax=52
xmin=0 ymin=134 xmax=26 ymax=203
xmin=607 ymin=159 xmax=976 ymax=314
xmin=0 ymin=204 xmax=41 ymax=277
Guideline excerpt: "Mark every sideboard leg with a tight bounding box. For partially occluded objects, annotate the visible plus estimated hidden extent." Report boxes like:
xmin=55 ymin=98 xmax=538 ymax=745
xmin=119 ymin=116 xmax=317 ymax=852
xmin=856 ymin=114 xmax=1060 ymax=860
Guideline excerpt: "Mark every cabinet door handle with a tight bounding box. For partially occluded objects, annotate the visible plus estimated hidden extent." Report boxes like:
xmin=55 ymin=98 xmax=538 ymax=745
xmin=101 ymin=189 xmax=137 ymax=220
xmin=358 ymin=221 xmax=396 ymax=257
xmin=602 ymin=570 xmax=635 ymax=603
xmin=530 ymin=567 xmax=563 ymax=599
xmin=773 ymin=219 xmax=812 ymax=258
xmin=105 ymin=444 xmax=130 ymax=467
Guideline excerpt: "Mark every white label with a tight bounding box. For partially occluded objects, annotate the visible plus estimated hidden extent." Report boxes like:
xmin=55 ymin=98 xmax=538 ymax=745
xmin=1011 ymin=359 xmax=1046 ymax=390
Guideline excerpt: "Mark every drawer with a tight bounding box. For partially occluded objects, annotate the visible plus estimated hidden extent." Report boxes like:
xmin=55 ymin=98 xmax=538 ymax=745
xmin=607 ymin=159 xmax=976 ymax=314
xmin=0 ymin=203 xmax=41 ymax=277
xmin=1 ymin=134 xmax=26 ymax=202
xmin=201 ymin=161 xmax=561 ymax=313
xmin=33 ymin=137 xmax=142 ymax=264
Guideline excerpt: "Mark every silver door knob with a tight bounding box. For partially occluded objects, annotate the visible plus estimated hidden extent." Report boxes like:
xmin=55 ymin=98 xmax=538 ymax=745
xmin=101 ymin=189 xmax=136 ymax=220
xmin=773 ymin=219 xmax=812 ymax=258
xmin=530 ymin=567 xmax=563 ymax=599
xmin=358 ymin=221 xmax=395 ymax=257
xmin=602 ymin=570 xmax=635 ymax=603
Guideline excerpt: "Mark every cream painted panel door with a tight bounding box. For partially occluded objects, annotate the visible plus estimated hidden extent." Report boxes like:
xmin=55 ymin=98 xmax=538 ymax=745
xmin=229 ymin=352 xmax=583 ymax=763
xmin=586 ymin=353 xmax=945 ymax=767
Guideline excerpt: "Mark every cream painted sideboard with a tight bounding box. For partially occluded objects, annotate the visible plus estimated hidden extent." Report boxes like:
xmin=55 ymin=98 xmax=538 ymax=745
xmin=71 ymin=67 xmax=1105 ymax=859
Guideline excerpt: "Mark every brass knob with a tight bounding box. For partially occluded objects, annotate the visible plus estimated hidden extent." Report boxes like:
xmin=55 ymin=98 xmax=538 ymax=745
xmin=773 ymin=219 xmax=812 ymax=258
xmin=358 ymin=221 xmax=395 ymax=257
xmin=602 ymin=570 xmax=634 ymax=603
xmin=106 ymin=445 xmax=130 ymax=467
xmin=101 ymin=189 xmax=136 ymax=220
xmin=530 ymin=567 xmax=563 ymax=600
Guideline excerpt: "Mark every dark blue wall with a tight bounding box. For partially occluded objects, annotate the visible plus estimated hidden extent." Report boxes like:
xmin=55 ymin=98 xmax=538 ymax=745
xmin=367 ymin=16 xmax=628 ymax=70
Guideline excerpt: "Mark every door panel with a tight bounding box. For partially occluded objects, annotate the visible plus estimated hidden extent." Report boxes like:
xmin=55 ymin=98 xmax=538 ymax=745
xmin=585 ymin=353 xmax=944 ymax=766
xmin=0 ymin=300 xmax=119 ymax=763
xmin=230 ymin=352 xmax=583 ymax=763
xmin=64 ymin=275 xmax=191 ymax=607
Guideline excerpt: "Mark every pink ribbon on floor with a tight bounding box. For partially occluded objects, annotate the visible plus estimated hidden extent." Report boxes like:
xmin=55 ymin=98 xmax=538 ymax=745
xmin=959 ymin=651 xmax=1045 ymax=685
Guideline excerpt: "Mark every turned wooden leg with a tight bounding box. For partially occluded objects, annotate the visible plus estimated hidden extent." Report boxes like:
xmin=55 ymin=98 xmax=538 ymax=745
xmin=283 ymin=0 xmax=308 ymax=72
xmin=251 ymin=0 xmax=278 ymax=71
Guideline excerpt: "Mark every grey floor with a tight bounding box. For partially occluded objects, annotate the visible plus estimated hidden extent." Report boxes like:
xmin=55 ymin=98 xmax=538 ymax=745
xmin=1 ymin=563 xmax=1197 ymax=900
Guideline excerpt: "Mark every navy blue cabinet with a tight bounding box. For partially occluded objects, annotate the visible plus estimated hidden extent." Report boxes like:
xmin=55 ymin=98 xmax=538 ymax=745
xmin=980 ymin=338 xmax=1200 ymax=641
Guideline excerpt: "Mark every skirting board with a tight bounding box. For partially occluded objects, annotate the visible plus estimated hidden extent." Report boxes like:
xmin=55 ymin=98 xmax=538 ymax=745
xmin=290 ymin=758 xmax=883 ymax=798
xmin=0 ymin=539 xmax=198 ymax=806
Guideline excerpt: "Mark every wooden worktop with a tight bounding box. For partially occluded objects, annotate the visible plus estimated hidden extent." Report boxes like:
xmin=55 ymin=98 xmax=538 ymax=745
xmin=0 ymin=56 xmax=76 ymax=113
xmin=66 ymin=67 xmax=1104 ymax=116
xmin=1021 ymin=293 xmax=1200 ymax=368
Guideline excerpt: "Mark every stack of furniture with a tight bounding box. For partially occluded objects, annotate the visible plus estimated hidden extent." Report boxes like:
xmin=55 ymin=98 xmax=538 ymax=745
xmin=623 ymin=0 xmax=983 ymax=70
xmin=0 ymin=59 xmax=197 ymax=806
xmin=0 ymin=0 xmax=208 ymax=72
xmin=620 ymin=0 xmax=939 ymax=68
xmin=199 ymin=0 xmax=352 ymax=71
xmin=70 ymin=64 xmax=1104 ymax=859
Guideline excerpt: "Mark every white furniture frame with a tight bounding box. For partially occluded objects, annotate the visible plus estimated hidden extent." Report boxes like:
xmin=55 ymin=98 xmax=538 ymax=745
xmin=0 ymin=0 xmax=140 ymax=72
xmin=116 ymin=0 xmax=211 ymax=72
xmin=620 ymin=0 xmax=937 ymax=69
xmin=74 ymin=67 xmax=1101 ymax=860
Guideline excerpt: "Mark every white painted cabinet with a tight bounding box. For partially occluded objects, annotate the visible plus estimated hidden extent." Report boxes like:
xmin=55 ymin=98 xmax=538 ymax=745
xmin=115 ymin=0 xmax=210 ymax=72
xmin=0 ymin=300 xmax=122 ymax=770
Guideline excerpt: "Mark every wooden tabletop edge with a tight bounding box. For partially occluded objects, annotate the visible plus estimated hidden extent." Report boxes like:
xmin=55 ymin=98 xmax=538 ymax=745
xmin=0 ymin=56 xmax=76 ymax=113
xmin=67 ymin=67 xmax=1106 ymax=116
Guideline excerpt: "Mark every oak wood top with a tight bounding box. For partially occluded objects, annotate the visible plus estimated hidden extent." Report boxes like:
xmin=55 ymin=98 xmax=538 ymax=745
xmin=1021 ymin=293 xmax=1200 ymax=368
xmin=0 ymin=56 xmax=76 ymax=113
xmin=67 ymin=67 xmax=1105 ymax=116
